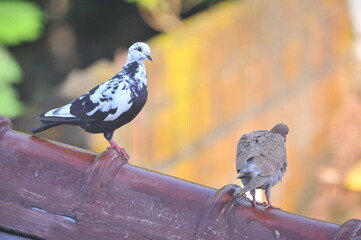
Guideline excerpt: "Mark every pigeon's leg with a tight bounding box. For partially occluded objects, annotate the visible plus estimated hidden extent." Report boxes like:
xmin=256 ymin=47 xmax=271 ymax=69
xmin=108 ymin=139 xmax=130 ymax=159
xmin=104 ymin=131 xmax=129 ymax=160
xmin=264 ymin=188 xmax=281 ymax=210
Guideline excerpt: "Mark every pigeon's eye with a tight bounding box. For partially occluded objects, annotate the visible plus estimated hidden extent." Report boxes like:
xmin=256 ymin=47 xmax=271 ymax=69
xmin=137 ymin=47 xmax=142 ymax=52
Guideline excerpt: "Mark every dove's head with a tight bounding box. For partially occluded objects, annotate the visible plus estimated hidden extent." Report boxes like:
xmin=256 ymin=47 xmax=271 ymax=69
xmin=127 ymin=42 xmax=152 ymax=64
xmin=270 ymin=123 xmax=289 ymax=141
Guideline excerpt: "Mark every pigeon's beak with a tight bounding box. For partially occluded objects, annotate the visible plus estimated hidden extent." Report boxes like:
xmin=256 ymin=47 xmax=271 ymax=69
xmin=147 ymin=55 xmax=153 ymax=61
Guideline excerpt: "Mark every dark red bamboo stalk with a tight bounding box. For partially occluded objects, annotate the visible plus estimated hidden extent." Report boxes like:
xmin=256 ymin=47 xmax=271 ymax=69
xmin=0 ymin=116 xmax=359 ymax=240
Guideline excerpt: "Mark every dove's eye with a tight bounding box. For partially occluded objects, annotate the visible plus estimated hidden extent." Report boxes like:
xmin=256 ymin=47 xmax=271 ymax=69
xmin=137 ymin=47 xmax=142 ymax=52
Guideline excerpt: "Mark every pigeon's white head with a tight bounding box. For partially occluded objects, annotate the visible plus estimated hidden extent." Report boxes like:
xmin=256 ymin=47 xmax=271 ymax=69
xmin=127 ymin=42 xmax=152 ymax=64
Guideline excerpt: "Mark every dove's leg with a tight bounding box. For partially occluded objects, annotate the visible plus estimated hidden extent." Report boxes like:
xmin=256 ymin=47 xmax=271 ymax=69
xmin=250 ymin=190 xmax=257 ymax=206
xmin=250 ymin=189 xmax=267 ymax=206
xmin=234 ymin=188 xmax=266 ymax=207
xmin=108 ymin=139 xmax=130 ymax=160
xmin=234 ymin=190 xmax=255 ymax=206
xmin=235 ymin=176 xmax=270 ymax=207
xmin=264 ymin=188 xmax=280 ymax=209
xmin=233 ymin=188 xmax=254 ymax=205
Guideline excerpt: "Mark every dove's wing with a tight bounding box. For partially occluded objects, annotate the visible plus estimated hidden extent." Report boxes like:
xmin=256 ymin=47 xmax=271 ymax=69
xmin=236 ymin=130 xmax=268 ymax=172
xmin=236 ymin=131 xmax=286 ymax=176
xmin=253 ymin=132 xmax=286 ymax=176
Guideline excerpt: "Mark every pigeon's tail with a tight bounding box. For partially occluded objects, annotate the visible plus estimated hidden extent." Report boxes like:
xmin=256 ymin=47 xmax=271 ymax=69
xmin=31 ymin=118 xmax=81 ymax=134
xmin=31 ymin=121 xmax=66 ymax=133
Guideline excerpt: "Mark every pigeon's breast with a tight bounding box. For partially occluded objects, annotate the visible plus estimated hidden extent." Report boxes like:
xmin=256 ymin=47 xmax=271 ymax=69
xmin=111 ymin=84 xmax=147 ymax=127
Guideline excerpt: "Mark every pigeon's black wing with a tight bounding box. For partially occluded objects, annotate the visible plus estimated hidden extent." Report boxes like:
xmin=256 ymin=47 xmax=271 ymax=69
xmin=38 ymin=74 xmax=133 ymax=124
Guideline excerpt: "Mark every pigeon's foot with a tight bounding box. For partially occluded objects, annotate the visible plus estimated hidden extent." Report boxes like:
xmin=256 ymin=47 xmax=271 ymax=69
xmin=118 ymin=147 xmax=130 ymax=160
xmin=108 ymin=139 xmax=130 ymax=160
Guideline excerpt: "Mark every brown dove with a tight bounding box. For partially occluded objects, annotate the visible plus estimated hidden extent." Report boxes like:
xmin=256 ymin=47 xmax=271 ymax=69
xmin=234 ymin=123 xmax=289 ymax=209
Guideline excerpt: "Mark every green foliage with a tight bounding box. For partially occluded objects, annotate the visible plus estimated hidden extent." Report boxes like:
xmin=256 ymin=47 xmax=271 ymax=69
xmin=0 ymin=46 xmax=23 ymax=118
xmin=124 ymin=0 xmax=229 ymax=12
xmin=0 ymin=1 xmax=44 ymax=45
xmin=124 ymin=0 xmax=161 ymax=11
xmin=0 ymin=84 xmax=23 ymax=118
xmin=0 ymin=46 xmax=22 ymax=84
xmin=0 ymin=1 xmax=44 ymax=118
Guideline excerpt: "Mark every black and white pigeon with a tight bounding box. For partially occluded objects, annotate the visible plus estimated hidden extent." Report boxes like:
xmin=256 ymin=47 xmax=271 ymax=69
xmin=234 ymin=123 xmax=289 ymax=209
xmin=32 ymin=42 xmax=152 ymax=159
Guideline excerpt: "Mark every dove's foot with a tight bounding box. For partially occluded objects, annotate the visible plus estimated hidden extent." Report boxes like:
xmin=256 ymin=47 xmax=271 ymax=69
xmin=255 ymin=201 xmax=267 ymax=206
xmin=265 ymin=204 xmax=281 ymax=210
xmin=264 ymin=198 xmax=281 ymax=210
xmin=241 ymin=195 xmax=266 ymax=207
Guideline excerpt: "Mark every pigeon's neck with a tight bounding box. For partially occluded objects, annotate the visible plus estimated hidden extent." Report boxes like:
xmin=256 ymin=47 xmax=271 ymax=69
xmin=126 ymin=54 xmax=145 ymax=65
xmin=123 ymin=60 xmax=147 ymax=86
xmin=125 ymin=54 xmax=144 ymax=64
xmin=137 ymin=62 xmax=147 ymax=86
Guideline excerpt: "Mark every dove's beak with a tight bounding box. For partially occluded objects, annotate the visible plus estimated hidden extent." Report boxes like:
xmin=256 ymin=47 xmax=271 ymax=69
xmin=147 ymin=55 xmax=153 ymax=61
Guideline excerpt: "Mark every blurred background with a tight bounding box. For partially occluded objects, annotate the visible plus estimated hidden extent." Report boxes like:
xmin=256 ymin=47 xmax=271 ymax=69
xmin=1 ymin=0 xmax=361 ymax=224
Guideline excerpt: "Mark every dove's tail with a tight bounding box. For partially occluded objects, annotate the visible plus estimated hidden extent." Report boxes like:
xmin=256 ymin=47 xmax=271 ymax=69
xmin=235 ymin=175 xmax=269 ymax=196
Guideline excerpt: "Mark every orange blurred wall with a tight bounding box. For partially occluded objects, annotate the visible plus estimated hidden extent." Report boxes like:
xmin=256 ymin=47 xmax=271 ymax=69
xmin=81 ymin=0 xmax=353 ymax=222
